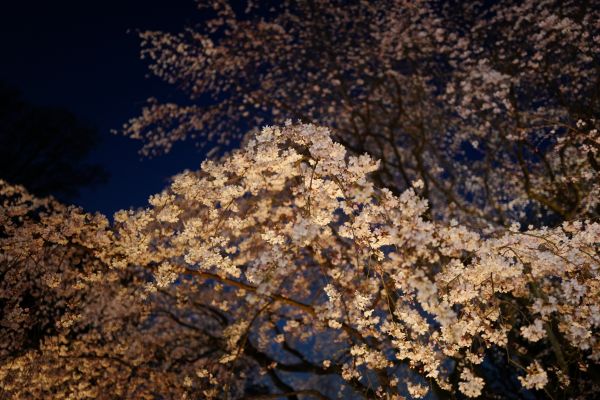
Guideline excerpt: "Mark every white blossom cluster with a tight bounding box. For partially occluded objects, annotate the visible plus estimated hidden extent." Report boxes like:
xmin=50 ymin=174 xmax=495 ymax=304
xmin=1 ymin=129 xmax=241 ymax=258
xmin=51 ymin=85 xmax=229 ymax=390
xmin=3 ymin=124 xmax=591 ymax=398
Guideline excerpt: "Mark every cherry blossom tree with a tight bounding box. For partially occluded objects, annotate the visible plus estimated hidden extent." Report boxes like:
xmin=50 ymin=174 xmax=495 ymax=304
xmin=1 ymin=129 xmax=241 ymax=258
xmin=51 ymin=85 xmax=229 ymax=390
xmin=2 ymin=123 xmax=599 ymax=398
xmin=0 ymin=182 xmax=232 ymax=399
xmin=1 ymin=1 xmax=599 ymax=399
xmin=123 ymin=0 xmax=599 ymax=227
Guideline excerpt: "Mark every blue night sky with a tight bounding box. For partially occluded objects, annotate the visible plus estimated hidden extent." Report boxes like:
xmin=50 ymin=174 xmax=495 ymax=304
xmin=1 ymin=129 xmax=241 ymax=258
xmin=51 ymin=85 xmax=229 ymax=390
xmin=0 ymin=0 xmax=215 ymax=216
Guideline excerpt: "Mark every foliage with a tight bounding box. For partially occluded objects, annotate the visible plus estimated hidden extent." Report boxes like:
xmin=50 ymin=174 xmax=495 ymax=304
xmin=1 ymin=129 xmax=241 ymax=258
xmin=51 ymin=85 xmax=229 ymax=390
xmin=0 ymin=82 xmax=107 ymax=200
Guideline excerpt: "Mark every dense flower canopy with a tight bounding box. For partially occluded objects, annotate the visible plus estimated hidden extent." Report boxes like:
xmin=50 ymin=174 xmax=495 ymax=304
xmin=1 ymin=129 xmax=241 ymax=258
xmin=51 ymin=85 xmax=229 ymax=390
xmin=2 ymin=123 xmax=599 ymax=398
xmin=123 ymin=0 xmax=599 ymax=227
xmin=2 ymin=0 xmax=600 ymax=399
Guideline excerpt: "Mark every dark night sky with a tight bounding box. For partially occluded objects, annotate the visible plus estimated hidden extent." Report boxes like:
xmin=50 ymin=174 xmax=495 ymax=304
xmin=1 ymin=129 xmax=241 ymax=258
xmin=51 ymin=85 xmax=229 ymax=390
xmin=0 ymin=0 xmax=212 ymax=216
